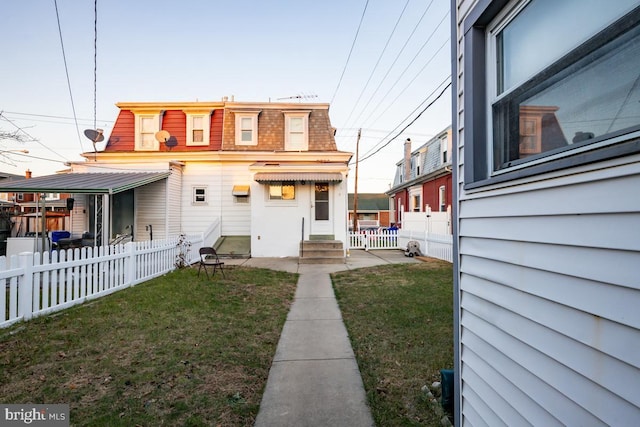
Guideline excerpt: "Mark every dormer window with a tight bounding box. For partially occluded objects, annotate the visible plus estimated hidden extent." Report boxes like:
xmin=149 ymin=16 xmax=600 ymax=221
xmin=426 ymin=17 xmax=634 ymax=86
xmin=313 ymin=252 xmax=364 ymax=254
xmin=186 ymin=113 xmax=210 ymax=146
xmin=284 ymin=111 xmax=310 ymax=151
xmin=233 ymin=111 xmax=260 ymax=146
xmin=136 ymin=115 xmax=160 ymax=151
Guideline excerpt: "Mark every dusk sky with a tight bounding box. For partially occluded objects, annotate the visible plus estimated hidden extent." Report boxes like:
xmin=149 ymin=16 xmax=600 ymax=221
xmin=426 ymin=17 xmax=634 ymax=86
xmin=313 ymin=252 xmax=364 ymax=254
xmin=0 ymin=0 xmax=451 ymax=193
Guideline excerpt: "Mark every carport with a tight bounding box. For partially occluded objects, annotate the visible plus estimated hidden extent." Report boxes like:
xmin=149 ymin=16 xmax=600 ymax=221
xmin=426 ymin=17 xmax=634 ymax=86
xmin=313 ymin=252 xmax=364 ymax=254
xmin=0 ymin=172 xmax=170 ymax=248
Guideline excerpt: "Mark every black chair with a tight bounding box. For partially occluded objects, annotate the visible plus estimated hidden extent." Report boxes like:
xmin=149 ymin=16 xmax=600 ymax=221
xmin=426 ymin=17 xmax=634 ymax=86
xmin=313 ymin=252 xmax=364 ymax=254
xmin=198 ymin=247 xmax=225 ymax=279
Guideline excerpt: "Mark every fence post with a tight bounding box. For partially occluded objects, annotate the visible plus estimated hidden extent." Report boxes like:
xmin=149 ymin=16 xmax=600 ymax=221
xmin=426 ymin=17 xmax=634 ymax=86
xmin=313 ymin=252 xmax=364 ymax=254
xmin=124 ymin=241 xmax=136 ymax=287
xmin=18 ymin=252 xmax=34 ymax=321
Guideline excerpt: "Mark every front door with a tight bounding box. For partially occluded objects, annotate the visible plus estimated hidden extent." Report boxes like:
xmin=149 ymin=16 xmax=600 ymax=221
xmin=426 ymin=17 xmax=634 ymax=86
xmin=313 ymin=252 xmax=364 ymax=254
xmin=311 ymin=182 xmax=332 ymax=236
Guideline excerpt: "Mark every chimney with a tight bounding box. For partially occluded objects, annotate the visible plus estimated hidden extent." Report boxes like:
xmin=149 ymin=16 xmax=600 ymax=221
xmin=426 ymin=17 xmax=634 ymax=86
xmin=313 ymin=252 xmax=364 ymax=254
xmin=25 ymin=169 xmax=32 ymax=179
xmin=404 ymin=138 xmax=412 ymax=182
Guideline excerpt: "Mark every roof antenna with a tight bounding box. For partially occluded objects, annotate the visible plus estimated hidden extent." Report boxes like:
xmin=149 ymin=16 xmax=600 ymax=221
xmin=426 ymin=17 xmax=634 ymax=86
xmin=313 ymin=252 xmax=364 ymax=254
xmin=276 ymin=93 xmax=318 ymax=102
xmin=83 ymin=0 xmax=100 ymax=160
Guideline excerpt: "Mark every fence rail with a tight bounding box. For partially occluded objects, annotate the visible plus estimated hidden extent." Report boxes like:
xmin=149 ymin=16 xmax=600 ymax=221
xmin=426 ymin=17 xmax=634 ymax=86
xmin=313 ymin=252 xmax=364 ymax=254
xmin=348 ymin=229 xmax=452 ymax=263
xmin=1 ymin=233 xmax=202 ymax=329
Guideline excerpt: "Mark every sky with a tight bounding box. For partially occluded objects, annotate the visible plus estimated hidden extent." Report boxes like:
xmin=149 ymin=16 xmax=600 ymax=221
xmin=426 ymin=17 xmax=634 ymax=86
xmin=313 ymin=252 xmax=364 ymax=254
xmin=0 ymin=0 xmax=451 ymax=193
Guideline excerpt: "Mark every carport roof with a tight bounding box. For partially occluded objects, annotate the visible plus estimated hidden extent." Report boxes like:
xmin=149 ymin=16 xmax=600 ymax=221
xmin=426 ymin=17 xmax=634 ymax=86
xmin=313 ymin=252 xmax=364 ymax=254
xmin=0 ymin=172 xmax=170 ymax=194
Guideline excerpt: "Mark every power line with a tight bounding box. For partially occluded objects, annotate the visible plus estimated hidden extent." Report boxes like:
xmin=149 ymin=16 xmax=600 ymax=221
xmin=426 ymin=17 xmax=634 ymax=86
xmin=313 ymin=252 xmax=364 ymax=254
xmin=53 ymin=0 xmax=85 ymax=154
xmin=365 ymin=36 xmax=450 ymax=129
xmin=341 ymin=0 xmax=411 ymax=127
xmin=360 ymin=76 xmax=450 ymax=159
xmin=0 ymin=113 xmax=70 ymax=162
xmin=330 ymin=0 xmax=370 ymax=104
xmin=343 ymin=0 xmax=437 ymax=130
xmin=356 ymin=79 xmax=451 ymax=164
xmin=0 ymin=111 xmax=114 ymax=123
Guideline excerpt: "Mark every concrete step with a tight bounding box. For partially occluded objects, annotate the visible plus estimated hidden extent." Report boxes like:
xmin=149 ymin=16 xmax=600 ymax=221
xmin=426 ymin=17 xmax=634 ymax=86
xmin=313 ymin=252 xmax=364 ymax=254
xmin=299 ymin=240 xmax=345 ymax=264
xmin=300 ymin=240 xmax=343 ymax=250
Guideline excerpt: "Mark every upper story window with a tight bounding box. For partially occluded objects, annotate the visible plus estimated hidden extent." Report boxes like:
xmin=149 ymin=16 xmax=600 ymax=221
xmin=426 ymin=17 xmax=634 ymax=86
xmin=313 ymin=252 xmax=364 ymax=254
xmin=440 ymin=136 xmax=448 ymax=164
xmin=269 ymin=182 xmax=295 ymax=200
xmin=463 ymin=0 xmax=640 ymax=187
xmin=135 ymin=114 xmax=161 ymax=151
xmin=186 ymin=113 xmax=210 ymax=146
xmin=284 ymin=111 xmax=310 ymax=151
xmin=233 ymin=111 xmax=260 ymax=146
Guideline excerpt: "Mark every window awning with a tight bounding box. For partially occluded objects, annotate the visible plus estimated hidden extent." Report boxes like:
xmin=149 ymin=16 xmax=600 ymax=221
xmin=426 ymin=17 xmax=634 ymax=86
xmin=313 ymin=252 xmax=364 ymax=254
xmin=253 ymin=172 xmax=343 ymax=183
xmin=0 ymin=172 xmax=171 ymax=194
xmin=232 ymin=185 xmax=250 ymax=196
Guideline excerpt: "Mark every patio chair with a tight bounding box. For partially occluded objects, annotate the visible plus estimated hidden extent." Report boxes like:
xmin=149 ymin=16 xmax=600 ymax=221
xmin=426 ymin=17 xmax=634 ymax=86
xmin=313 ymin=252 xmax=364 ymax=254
xmin=198 ymin=247 xmax=226 ymax=279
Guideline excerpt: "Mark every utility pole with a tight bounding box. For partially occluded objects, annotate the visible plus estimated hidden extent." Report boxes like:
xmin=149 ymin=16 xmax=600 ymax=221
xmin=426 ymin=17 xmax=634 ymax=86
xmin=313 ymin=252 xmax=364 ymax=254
xmin=352 ymin=128 xmax=361 ymax=232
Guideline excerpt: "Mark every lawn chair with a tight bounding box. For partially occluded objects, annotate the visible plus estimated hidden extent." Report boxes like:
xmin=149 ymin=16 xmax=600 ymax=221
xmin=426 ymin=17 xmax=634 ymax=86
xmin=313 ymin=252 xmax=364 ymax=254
xmin=198 ymin=247 xmax=226 ymax=279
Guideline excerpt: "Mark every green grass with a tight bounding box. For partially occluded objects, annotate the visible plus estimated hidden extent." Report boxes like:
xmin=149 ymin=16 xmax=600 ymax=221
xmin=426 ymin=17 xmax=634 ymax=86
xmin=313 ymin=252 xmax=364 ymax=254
xmin=332 ymin=258 xmax=454 ymax=426
xmin=0 ymin=266 xmax=298 ymax=426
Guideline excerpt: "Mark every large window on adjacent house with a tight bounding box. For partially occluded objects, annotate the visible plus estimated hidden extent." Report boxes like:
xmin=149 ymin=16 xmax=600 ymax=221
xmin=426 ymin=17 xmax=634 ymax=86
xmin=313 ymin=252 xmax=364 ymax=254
xmin=186 ymin=113 xmax=210 ymax=146
xmin=284 ymin=111 xmax=310 ymax=151
xmin=464 ymin=0 xmax=640 ymax=186
xmin=234 ymin=111 xmax=260 ymax=146
xmin=268 ymin=182 xmax=295 ymax=200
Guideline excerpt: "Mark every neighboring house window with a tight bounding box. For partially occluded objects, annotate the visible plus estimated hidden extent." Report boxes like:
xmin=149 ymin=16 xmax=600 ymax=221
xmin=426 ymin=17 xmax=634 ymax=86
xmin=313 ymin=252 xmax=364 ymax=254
xmin=284 ymin=111 xmax=310 ymax=151
xmin=193 ymin=187 xmax=207 ymax=204
xmin=464 ymin=0 xmax=639 ymax=186
xmin=17 ymin=193 xmax=23 ymax=201
xmin=135 ymin=114 xmax=160 ymax=151
xmin=411 ymin=194 xmax=421 ymax=212
xmin=269 ymin=182 xmax=295 ymax=200
xmin=234 ymin=111 xmax=260 ymax=145
xmin=441 ymin=136 xmax=448 ymax=164
xmin=186 ymin=114 xmax=210 ymax=146
xmin=439 ymin=185 xmax=446 ymax=212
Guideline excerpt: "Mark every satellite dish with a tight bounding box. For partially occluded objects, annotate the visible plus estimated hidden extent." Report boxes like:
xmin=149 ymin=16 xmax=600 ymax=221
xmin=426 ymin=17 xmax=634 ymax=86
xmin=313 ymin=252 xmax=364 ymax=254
xmin=84 ymin=128 xmax=105 ymax=142
xmin=155 ymin=130 xmax=171 ymax=142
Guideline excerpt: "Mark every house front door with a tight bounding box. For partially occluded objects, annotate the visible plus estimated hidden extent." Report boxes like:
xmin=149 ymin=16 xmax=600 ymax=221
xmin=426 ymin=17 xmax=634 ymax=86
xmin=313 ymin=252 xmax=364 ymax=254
xmin=311 ymin=182 xmax=332 ymax=236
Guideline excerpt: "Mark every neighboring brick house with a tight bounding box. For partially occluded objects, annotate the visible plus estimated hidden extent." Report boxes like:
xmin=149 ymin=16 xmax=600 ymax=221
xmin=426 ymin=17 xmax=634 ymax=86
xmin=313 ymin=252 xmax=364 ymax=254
xmin=0 ymin=100 xmax=352 ymax=258
xmin=347 ymin=193 xmax=391 ymax=229
xmin=387 ymin=126 xmax=452 ymax=227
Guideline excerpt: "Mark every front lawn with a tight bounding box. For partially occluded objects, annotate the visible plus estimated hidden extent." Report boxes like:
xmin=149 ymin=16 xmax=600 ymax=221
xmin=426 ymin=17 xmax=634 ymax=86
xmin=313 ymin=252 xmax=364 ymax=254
xmin=0 ymin=266 xmax=298 ymax=426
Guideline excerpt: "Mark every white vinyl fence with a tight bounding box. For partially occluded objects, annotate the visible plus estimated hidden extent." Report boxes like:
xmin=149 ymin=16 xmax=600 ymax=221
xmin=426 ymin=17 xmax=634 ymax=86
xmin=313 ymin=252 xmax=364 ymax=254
xmin=348 ymin=229 xmax=452 ymax=263
xmin=1 ymin=233 xmax=203 ymax=329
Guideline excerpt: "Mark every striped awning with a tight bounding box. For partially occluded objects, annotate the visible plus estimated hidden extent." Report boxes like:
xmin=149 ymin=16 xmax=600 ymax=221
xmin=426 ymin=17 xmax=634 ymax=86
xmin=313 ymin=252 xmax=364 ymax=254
xmin=253 ymin=172 xmax=343 ymax=183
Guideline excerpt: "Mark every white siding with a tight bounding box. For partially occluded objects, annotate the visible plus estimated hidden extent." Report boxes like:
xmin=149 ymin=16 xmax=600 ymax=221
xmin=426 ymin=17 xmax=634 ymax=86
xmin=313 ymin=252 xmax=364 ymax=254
xmin=135 ymin=179 xmax=167 ymax=241
xmin=167 ymin=166 xmax=182 ymax=237
xmin=455 ymin=1 xmax=640 ymax=425
xmin=219 ymin=163 xmax=251 ymax=236
xmin=180 ymin=162 xmax=251 ymax=237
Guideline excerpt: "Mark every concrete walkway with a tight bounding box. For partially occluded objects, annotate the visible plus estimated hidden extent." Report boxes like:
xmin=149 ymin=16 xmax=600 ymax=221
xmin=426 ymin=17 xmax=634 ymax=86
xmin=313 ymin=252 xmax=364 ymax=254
xmin=225 ymin=250 xmax=419 ymax=427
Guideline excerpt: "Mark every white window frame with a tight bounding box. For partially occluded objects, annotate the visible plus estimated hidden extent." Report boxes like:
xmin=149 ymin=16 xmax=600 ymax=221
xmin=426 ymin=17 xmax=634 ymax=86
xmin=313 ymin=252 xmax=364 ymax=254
xmin=267 ymin=182 xmax=296 ymax=201
xmin=439 ymin=185 xmax=446 ymax=212
xmin=233 ymin=111 xmax=260 ymax=146
xmin=441 ymin=136 xmax=448 ymax=164
xmin=186 ymin=113 xmax=210 ymax=146
xmin=134 ymin=113 xmax=161 ymax=151
xmin=284 ymin=111 xmax=310 ymax=151
xmin=192 ymin=186 xmax=207 ymax=205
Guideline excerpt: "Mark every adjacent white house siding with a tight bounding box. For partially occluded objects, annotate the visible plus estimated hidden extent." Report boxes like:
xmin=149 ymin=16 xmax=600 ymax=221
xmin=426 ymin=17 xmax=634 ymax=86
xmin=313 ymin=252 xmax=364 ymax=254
xmin=250 ymin=179 xmax=348 ymax=258
xmin=180 ymin=163 xmax=222 ymax=236
xmin=135 ymin=179 xmax=167 ymax=241
xmin=166 ymin=165 xmax=182 ymax=237
xmin=219 ymin=162 xmax=251 ymax=236
xmin=251 ymin=181 xmax=310 ymax=257
xmin=454 ymin=1 xmax=640 ymax=425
